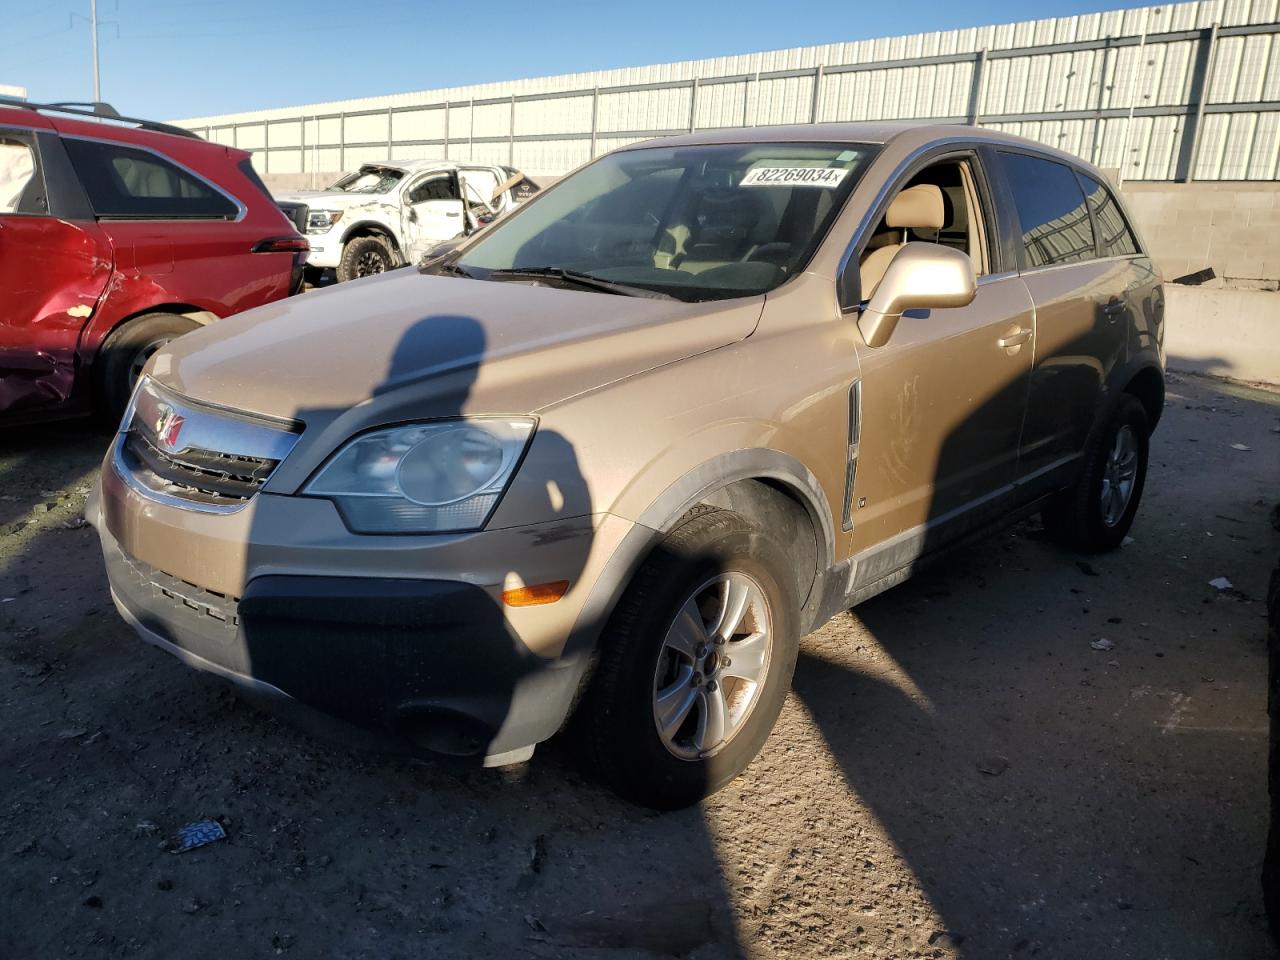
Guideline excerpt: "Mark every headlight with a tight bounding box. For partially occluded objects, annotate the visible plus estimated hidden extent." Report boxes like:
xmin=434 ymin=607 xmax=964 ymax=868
xmin=303 ymin=419 xmax=535 ymax=533
xmin=306 ymin=209 xmax=343 ymax=234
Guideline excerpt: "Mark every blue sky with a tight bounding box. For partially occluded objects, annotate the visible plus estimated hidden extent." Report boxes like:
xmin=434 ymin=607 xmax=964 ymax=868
xmin=3 ymin=0 xmax=1148 ymax=120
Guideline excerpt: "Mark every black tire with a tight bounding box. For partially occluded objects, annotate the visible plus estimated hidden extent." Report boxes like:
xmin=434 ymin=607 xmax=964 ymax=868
xmin=1042 ymin=395 xmax=1150 ymax=553
xmin=584 ymin=506 xmax=800 ymax=809
xmin=336 ymin=235 xmax=394 ymax=283
xmin=95 ymin=312 xmax=199 ymax=424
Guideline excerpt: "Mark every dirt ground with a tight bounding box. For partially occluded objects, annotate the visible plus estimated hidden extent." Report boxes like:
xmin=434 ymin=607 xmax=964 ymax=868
xmin=1 ymin=372 xmax=1278 ymax=960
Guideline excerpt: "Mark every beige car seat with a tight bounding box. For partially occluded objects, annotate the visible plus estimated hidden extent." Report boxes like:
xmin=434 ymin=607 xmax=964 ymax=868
xmin=858 ymin=183 xmax=946 ymax=300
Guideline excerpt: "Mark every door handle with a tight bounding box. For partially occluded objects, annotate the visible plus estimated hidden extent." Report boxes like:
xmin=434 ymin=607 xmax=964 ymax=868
xmin=444 ymin=211 xmax=460 ymax=217
xmin=997 ymin=327 xmax=1032 ymax=348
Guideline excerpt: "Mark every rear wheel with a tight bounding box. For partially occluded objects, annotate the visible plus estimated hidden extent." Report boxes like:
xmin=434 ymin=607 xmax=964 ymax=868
xmin=584 ymin=507 xmax=799 ymax=809
xmin=337 ymin=235 xmax=394 ymax=282
xmin=1042 ymin=395 xmax=1149 ymax=552
xmin=95 ymin=312 xmax=199 ymax=424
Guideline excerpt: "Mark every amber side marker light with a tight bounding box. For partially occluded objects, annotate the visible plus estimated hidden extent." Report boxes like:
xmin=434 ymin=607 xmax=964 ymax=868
xmin=502 ymin=580 xmax=570 ymax=607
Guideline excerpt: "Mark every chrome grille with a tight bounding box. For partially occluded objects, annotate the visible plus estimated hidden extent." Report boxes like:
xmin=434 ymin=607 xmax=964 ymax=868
xmin=115 ymin=378 xmax=300 ymax=513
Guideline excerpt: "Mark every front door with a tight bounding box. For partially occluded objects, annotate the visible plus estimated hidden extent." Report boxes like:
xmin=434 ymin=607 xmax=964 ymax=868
xmin=400 ymin=172 xmax=465 ymax=262
xmin=0 ymin=130 xmax=112 ymax=418
xmin=847 ymin=154 xmax=1034 ymax=570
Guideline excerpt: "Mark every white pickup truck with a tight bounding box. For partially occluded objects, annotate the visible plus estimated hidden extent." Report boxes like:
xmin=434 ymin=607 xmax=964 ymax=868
xmin=275 ymin=160 xmax=539 ymax=282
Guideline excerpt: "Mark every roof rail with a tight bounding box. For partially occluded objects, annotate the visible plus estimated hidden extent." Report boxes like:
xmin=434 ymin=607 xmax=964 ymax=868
xmin=0 ymin=96 xmax=203 ymax=140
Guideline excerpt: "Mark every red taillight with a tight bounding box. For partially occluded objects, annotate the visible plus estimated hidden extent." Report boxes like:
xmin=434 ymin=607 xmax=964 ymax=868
xmin=252 ymin=236 xmax=309 ymax=254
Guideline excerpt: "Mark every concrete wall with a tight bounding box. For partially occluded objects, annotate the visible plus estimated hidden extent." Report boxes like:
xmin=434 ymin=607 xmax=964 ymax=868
xmin=1164 ymin=285 xmax=1280 ymax=384
xmin=261 ymin=173 xmax=324 ymax=193
xmin=1122 ymin=181 xmax=1280 ymax=286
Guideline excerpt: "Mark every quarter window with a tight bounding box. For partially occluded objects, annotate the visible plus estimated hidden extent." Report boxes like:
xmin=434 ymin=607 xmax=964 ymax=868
xmin=63 ymin=138 xmax=238 ymax=220
xmin=1000 ymin=152 xmax=1096 ymax=269
xmin=0 ymin=136 xmax=47 ymax=215
xmin=1078 ymin=173 xmax=1140 ymax=258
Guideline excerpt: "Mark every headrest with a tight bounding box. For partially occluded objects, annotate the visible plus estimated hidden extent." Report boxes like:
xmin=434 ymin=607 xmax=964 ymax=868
xmin=885 ymin=183 xmax=945 ymax=230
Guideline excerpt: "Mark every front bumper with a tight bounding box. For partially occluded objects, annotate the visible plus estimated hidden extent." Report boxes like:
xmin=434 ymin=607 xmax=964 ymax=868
xmin=302 ymin=233 xmax=341 ymax=269
xmin=89 ymin=458 xmax=637 ymax=764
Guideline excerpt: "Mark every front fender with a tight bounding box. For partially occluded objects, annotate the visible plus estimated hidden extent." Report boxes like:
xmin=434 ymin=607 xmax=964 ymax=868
xmin=633 ymin=446 xmax=835 ymax=570
xmin=339 ymin=214 xmax=403 ymax=252
xmin=558 ymin=444 xmax=837 ymax=698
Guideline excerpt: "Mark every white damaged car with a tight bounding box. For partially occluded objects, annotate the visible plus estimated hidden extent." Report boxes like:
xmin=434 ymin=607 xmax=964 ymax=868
xmin=276 ymin=160 xmax=539 ymax=282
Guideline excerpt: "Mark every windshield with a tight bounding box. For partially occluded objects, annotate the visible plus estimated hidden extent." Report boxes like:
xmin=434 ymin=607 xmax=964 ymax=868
xmin=455 ymin=142 xmax=877 ymax=302
xmin=327 ymin=166 xmax=405 ymax=195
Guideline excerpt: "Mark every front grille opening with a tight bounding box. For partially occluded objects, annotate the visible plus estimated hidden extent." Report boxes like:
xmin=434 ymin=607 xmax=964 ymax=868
xmin=120 ymin=551 xmax=241 ymax=629
xmin=123 ymin=430 xmax=278 ymax=506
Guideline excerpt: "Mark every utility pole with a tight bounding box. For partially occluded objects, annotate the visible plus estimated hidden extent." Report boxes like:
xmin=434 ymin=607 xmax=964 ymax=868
xmin=90 ymin=0 xmax=100 ymax=101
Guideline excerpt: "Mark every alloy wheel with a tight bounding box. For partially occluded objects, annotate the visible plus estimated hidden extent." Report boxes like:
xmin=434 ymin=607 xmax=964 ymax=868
xmin=652 ymin=572 xmax=773 ymax=760
xmin=1100 ymin=423 xmax=1139 ymax=527
xmin=356 ymin=250 xmax=388 ymax=277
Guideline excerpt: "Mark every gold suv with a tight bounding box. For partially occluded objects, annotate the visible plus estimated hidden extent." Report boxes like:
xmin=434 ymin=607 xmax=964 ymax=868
xmin=89 ymin=123 xmax=1164 ymax=809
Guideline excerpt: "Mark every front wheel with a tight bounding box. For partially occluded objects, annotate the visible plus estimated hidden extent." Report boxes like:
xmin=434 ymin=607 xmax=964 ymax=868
xmin=1042 ymin=394 xmax=1150 ymax=552
xmin=583 ymin=507 xmax=799 ymax=809
xmin=336 ymin=235 xmax=394 ymax=282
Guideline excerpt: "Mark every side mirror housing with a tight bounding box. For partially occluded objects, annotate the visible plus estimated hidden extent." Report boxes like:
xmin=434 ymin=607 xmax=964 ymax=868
xmin=857 ymin=242 xmax=977 ymax=348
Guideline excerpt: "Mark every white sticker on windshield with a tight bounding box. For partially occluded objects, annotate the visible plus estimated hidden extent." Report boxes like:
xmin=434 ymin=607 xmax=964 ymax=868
xmin=740 ymin=166 xmax=849 ymax=188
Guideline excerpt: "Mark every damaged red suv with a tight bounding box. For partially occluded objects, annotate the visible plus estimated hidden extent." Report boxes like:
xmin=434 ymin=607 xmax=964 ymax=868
xmin=0 ymin=99 xmax=307 ymax=424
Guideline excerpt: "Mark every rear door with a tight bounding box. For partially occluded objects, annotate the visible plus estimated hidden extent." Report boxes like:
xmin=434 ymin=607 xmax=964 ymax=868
xmin=459 ymin=166 xmax=502 ymax=210
xmin=991 ymin=151 xmax=1133 ymax=489
xmin=400 ymin=171 xmax=464 ymax=261
xmin=60 ymin=137 xmax=291 ymax=315
xmin=0 ymin=129 xmax=111 ymax=417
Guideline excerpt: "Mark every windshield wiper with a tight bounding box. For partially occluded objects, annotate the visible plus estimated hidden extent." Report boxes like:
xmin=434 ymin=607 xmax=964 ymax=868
xmin=486 ymin=266 xmax=676 ymax=300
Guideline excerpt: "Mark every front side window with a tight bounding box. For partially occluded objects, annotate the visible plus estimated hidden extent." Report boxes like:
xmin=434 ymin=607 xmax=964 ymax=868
xmin=1078 ymin=173 xmax=1140 ymax=258
xmin=455 ymin=142 xmax=877 ymax=302
xmin=1000 ymin=152 xmax=1096 ymax=269
xmin=0 ymin=135 xmax=47 ymax=215
xmin=856 ymin=157 xmax=990 ymax=301
xmin=328 ymin=165 xmax=404 ymax=194
xmin=407 ymin=175 xmax=456 ymax=204
xmin=64 ymin=138 xmax=237 ymax=219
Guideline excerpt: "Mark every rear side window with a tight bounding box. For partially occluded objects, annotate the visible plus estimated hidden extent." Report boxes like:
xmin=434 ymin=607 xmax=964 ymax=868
xmin=999 ymin=152 xmax=1096 ymax=269
xmin=0 ymin=135 xmax=48 ymax=215
xmin=64 ymin=138 xmax=238 ymax=220
xmin=1078 ymin=173 xmax=1140 ymax=258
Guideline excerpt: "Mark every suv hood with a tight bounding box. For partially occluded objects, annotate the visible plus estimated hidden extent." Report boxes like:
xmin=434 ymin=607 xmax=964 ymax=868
xmin=149 ymin=270 xmax=764 ymax=430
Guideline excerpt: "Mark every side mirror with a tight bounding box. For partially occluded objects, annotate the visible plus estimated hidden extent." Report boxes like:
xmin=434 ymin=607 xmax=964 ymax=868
xmin=857 ymin=242 xmax=977 ymax=348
